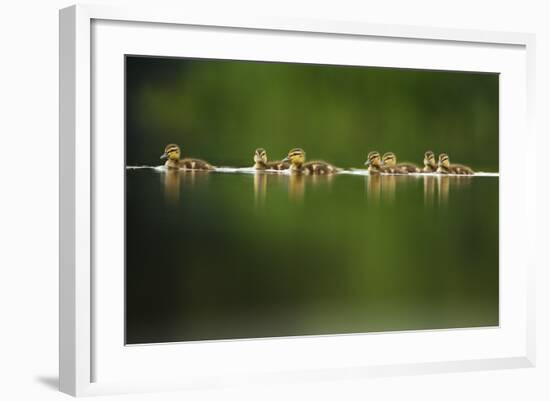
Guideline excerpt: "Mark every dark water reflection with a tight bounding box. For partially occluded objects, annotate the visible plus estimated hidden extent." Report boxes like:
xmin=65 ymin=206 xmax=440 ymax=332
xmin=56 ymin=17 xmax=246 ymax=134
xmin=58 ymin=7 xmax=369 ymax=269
xmin=126 ymin=170 xmax=498 ymax=344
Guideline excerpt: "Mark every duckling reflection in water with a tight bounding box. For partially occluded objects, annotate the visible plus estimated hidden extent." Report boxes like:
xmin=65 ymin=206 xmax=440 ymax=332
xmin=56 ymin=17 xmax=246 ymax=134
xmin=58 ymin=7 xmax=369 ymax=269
xmin=288 ymin=174 xmax=305 ymax=201
xmin=381 ymin=175 xmax=398 ymax=202
xmin=282 ymin=148 xmax=339 ymax=175
xmin=160 ymin=144 xmax=215 ymax=171
xmin=381 ymin=152 xmax=420 ymax=174
xmin=423 ymin=175 xmax=436 ymax=206
xmin=366 ymin=174 xmax=381 ymax=203
xmin=437 ymin=153 xmax=474 ymax=175
xmin=437 ymin=175 xmax=450 ymax=204
xmin=423 ymin=151 xmax=437 ymax=173
xmin=253 ymin=148 xmax=289 ymax=170
xmin=163 ymin=169 xmax=209 ymax=204
xmin=254 ymin=172 xmax=268 ymax=206
xmin=424 ymin=175 xmax=472 ymax=206
xmin=365 ymin=175 xmax=402 ymax=203
xmin=163 ymin=169 xmax=180 ymax=204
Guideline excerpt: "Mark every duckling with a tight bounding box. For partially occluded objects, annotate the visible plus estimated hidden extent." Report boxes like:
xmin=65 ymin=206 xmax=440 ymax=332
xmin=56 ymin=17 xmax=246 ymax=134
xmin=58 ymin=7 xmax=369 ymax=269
xmin=282 ymin=148 xmax=338 ymax=175
xmin=253 ymin=148 xmax=290 ymax=170
xmin=160 ymin=144 xmax=215 ymax=171
xmin=381 ymin=152 xmax=420 ymax=173
xmin=437 ymin=153 xmax=474 ymax=175
xmin=423 ymin=151 xmax=437 ymax=173
xmin=364 ymin=151 xmax=386 ymax=174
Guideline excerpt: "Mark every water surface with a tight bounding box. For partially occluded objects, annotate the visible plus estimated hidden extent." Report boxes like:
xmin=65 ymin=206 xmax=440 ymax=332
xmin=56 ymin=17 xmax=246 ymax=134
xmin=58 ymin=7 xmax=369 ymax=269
xmin=126 ymin=169 xmax=499 ymax=344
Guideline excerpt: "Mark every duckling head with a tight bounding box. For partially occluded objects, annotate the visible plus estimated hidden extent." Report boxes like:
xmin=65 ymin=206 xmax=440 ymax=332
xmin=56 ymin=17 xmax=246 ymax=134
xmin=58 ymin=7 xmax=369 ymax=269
xmin=364 ymin=151 xmax=381 ymax=168
xmin=438 ymin=153 xmax=450 ymax=169
xmin=254 ymin=148 xmax=268 ymax=164
xmin=283 ymin=148 xmax=306 ymax=168
xmin=424 ymin=151 xmax=436 ymax=169
xmin=382 ymin=152 xmax=397 ymax=167
xmin=160 ymin=144 xmax=181 ymax=162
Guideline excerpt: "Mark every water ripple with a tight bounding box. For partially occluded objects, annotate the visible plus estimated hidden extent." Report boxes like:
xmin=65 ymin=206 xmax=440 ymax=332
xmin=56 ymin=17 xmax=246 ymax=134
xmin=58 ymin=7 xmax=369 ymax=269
xmin=126 ymin=165 xmax=499 ymax=177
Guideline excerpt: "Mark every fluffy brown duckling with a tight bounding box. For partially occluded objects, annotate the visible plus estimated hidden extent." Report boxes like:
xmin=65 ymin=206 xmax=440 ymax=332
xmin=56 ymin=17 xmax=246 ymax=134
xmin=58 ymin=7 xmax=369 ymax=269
xmin=423 ymin=151 xmax=437 ymax=173
xmin=364 ymin=151 xmax=386 ymax=174
xmin=282 ymin=148 xmax=338 ymax=175
xmin=382 ymin=152 xmax=420 ymax=173
xmin=253 ymin=148 xmax=290 ymax=170
xmin=160 ymin=144 xmax=215 ymax=170
xmin=437 ymin=153 xmax=474 ymax=175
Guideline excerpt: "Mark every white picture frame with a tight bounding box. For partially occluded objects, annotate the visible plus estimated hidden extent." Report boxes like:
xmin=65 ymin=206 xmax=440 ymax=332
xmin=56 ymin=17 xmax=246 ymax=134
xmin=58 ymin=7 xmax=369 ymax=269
xmin=59 ymin=4 xmax=536 ymax=397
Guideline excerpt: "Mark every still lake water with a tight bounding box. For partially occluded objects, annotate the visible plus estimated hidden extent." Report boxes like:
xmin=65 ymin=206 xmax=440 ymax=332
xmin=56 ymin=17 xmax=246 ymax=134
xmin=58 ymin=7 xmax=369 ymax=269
xmin=126 ymin=169 xmax=499 ymax=344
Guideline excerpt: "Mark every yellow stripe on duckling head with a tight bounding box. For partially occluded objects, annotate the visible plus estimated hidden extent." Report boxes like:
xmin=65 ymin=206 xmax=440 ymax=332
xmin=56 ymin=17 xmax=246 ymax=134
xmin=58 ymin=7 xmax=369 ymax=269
xmin=161 ymin=144 xmax=181 ymax=161
xmin=254 ymin=148 xmax=267 ymax=163
xmin=283 ymin=148 xmax=306 ymax=165
xmin=365 ymin=151 xmax=381 ymax=167
xmin=438 ymin=153 xmax=450 ymax=168
xmin=382 ymin=152 xmax=397 ymax=167
xmin=424 ymin=150 xmax=436 ymax=168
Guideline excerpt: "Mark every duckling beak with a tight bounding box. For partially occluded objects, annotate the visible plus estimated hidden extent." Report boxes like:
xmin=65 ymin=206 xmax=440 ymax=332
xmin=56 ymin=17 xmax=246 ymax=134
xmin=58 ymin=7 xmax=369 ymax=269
xmin=160 ymin=153 xmax=168 ymax=161
xmin=282 ymin=156 xmax=290 ymax=163
xmin=364 ymin=160 xmax=371 ymax=166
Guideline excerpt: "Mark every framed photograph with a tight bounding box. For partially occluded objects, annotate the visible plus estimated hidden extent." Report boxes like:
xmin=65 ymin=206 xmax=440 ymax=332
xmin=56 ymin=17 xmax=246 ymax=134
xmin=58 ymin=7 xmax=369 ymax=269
xmin=59 ymin=4 xmax=536 ymax=396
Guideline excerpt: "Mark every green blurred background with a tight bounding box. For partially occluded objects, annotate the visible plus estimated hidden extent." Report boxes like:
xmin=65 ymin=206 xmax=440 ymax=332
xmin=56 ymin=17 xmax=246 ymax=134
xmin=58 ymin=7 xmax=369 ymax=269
xmin=125 ymin=56 xmax=499 ymax=344
xmin=126 ymin=56 xmax=499 ymax=170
